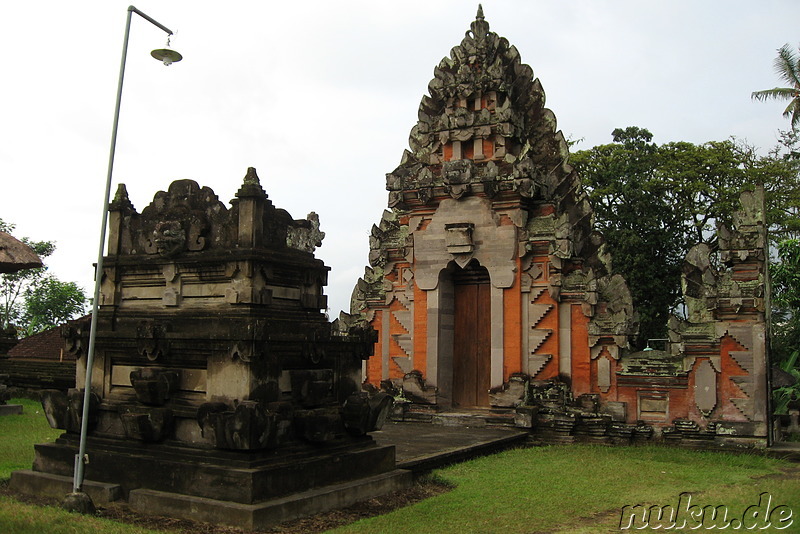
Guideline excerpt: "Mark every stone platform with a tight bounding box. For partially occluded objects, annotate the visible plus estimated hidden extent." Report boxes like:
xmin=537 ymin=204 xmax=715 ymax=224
xmin=12 ymin=432 xmax=410 ymax=529
xmin=12 ymin=468 xmax=411 ymax=529
xmin=372 ymin=420 xmax=529 ymax=472
xmin=0 ymin=404 xmax=23 ymax=416
xmin=12 ymin=420 xmax=527 ymax=528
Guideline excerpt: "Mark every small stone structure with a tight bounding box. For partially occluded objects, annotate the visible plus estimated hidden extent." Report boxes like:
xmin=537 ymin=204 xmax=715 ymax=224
xmin=0 ymin=372 xmax=20 ymax=415
xmin=12 ymin=170 xmax=408 ymax=529
xmin=349 ymin=7 xmax=769 ymax=447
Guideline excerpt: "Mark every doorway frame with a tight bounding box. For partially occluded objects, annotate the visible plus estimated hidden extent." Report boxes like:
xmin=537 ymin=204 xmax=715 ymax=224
xmin=425 ymin=260 xmax=504 ymax=408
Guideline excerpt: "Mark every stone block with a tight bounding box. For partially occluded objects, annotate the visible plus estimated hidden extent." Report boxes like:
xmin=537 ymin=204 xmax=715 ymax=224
xmin=10 ymin=470 xmax=122 ymax=504
xmin=119 ymin=406 xmax=173 ymax=442
xmin=40 ymin=388 xmax=99 ymax=433
xmin=197 ymin=400 xmax=289 ymax=450
xmin=401 ymin=371 xmax=436 ymax=404
xmin=0 ymin=379 xmax=10 ymax=405
xmin=0 ymin=403 xmax=23 ymax=415
xmin=514 ymin=405 xmax=538 ymax=428
xmin=489 ymin=375 xmax=527 ymax=408
xmin=130 ymin=368 xmax=180 ymax=406
xmin=128 ymin=469 xmax=412 ymax=530
xmin=290 ymin=369 xmax=334 ymax=408
xmin=599 ymin=401 xmax=627 ymax=422
xmin=343 ymin=392 xmax=393 ymax=435
xmin=294 ymin=407 xmax=342 ymax=442
xmin=714 ymin=421 xmax=768 ymax=438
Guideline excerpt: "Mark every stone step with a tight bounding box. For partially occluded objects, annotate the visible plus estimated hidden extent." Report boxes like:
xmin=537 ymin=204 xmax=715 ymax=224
xmin=406 ymin=403 xmax=440 ymax=413
xmin=128 ymin=469 xmax=412 ymax=530
xmin=402 ymin=411 xmax=434 ymax=423
xmin=432 ymin=410 xmax=517 ymax=429
xmin=11 ymin=470 xmax=123 ymax=503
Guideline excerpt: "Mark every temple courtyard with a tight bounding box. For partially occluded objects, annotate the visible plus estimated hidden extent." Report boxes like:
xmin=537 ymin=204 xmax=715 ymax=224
xmin=2 ymin=398 xmax=799 ymax=533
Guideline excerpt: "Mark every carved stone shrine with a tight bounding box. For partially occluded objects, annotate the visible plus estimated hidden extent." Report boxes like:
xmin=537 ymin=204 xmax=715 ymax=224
xmin=348 ymin=7 xmax=769 ymax=447
xmin=12 ymin=169 xmax=408 ymax=528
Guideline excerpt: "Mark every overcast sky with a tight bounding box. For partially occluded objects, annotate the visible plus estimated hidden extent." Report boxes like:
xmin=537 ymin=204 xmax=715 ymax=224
xmin=1 ymin=1 xmax=797 ymax=317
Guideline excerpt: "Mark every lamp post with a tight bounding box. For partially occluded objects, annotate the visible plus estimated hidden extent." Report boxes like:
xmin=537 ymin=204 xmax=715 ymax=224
xmin=70 ymin=5 xmax=182 ymax=502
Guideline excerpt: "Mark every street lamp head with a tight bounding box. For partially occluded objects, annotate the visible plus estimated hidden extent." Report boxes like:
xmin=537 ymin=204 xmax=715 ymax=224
xmin=151 ymin=46 xmax=182 ymax=66
xmin=151 ymin=36 xmax=182 ymax=66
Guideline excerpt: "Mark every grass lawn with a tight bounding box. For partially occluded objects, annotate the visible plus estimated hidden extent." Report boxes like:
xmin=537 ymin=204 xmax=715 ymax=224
xmin=1 ymin=399 xmax=799 ymax=533
xmin=0 ymin=398 xmax=61 ymax=480
xmin=332 ymin=446 xmax=800 ymax=534
xmin=1 ymin=398 xmax=166 ymax=533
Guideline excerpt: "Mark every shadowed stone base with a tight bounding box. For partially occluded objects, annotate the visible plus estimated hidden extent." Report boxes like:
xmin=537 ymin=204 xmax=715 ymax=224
xmin=12 ymin=432 xmax=410 ymax=528
xmin=61 ymin=492 xmax=97 ymax=515
xmin=13 ymin=462 xmax=410 ymax=530
xmin=129 ymin=469 xmax=412 ymax=530
xmin=0 ymin=404 xmax=23 ymax=416
xmin=28 ymin=434 xmax=399 ymax=503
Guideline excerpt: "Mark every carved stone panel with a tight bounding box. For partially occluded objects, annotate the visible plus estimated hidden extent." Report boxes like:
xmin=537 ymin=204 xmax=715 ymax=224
xmin=413 ymin=198 xmax=518 ymax=289
xmin=444 ymin=223 xmax=474 ymax=254
xmin=597 ymin=357 xmax=611 ymax=393
xmin=694 ymin=359 xmax=717 ymax=416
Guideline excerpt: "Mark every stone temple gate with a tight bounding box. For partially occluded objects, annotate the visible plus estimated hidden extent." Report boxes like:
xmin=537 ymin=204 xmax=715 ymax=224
xmin=348 ymin=7 xmax=769 ymax=446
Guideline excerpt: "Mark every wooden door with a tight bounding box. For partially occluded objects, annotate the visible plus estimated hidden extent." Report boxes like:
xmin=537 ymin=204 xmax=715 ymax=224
xmin=452 ymin=265 xmax=491 ymax=408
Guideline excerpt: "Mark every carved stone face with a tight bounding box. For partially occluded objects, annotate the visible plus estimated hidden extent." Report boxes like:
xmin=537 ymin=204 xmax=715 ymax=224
xmin=153 ymin=221 xmax=186 ymax=257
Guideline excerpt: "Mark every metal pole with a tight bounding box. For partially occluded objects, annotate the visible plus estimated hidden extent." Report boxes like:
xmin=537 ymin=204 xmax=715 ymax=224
xmin=129 ymin=6 xmax=175 ymax=35
xmin=72 ymin=4 xmax=176 ymax=495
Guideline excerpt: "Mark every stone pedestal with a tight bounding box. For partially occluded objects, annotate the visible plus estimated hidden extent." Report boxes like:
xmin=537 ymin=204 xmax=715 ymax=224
xmin=11 ymin=173 xmax=405 ymax=528
xmin=19 ymin=431 xmax=409 ymax=528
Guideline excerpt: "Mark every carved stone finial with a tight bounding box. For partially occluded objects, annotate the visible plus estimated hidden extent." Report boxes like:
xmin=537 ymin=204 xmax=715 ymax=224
xmin=470 ymin=4 xmax=489 ymax=37
xmin=236 ymin=168 xmax=268 ymax=199
xmin=111 ymin=183 xmax=135 ymax=211
xmin=114 ymin=183 xmax=130 ymax=203
xmin=243 ymin=167 xmax=260 ymax=185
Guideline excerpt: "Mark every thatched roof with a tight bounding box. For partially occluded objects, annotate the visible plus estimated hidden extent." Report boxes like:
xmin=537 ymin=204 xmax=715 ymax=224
xmin=0 ymin=231 xmax=43 ymax=273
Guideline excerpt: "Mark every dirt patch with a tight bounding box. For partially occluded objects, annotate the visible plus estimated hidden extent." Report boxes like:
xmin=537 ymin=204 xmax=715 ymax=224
xmin=0 ymin=476 xmax=452 ymax=534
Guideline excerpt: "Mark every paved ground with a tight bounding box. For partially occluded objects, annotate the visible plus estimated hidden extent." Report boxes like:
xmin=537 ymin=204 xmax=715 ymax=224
xmin=370 ymin=421 xmax=529 ymax=472
xmin=766 ymin=441 xmax=800 ymax=462
xmin=370 ymin=420 xmax=800 ymax=471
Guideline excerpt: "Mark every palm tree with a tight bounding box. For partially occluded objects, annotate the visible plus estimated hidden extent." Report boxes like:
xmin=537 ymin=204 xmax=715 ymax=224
xmin=752 ymin=43 xmax=800 ymax=131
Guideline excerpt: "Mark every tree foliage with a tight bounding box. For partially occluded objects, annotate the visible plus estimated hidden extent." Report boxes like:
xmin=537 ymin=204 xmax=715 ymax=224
xmin=0 ymin=218 xmax=86 ymax=335
xmin=772 ymin=239 xmax=800 ymax=362
xmin=22 ymin=276 xmax=87 ymax=335
xmin=752 ymin=43 xmax=800 ymax=131
xmin=571 ymin=128 xmax=800 ymax=348
xmin=771 ymin=239 xmax=800 ymax=414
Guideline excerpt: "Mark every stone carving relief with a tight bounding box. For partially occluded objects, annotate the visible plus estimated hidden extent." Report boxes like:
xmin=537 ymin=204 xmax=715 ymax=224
xmin=694 ymin=359 xmax=717 ymax=416
xmin=413 ymin=197 xmax=517 ymax=289
xmin=287 ymin=212 xmax=325 ymax=253
xmin=137 ymin=321 xmax=169 ymax=362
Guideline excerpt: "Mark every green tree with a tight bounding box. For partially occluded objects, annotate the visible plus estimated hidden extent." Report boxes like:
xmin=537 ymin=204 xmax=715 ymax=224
xmin=571 ymin=127 xmax=688 ymax=347
xmin=571 ymin=128 xmax=800 ymax=348
xmin=764 ymin=129 xmax=800 ymax=241
xmin=772 ymin=239 xmax=800 ymax=357
xmin=0 ymin=218 xmax=85 ymax=335
xmin=752 ymin=43 xmax=800 ymax=131
xmin=0 ymin=219 xmax=55 ymax=330
xmin=22 ymin=276 xmax=87 ymax=335
xmin=771 ymin=239 xmax=800 ymax=414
